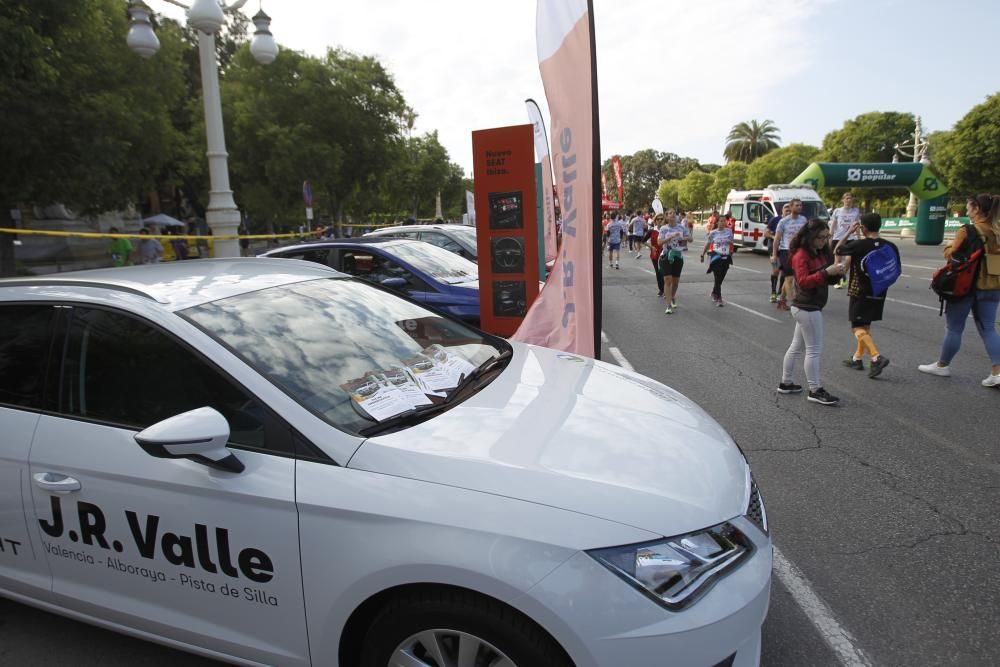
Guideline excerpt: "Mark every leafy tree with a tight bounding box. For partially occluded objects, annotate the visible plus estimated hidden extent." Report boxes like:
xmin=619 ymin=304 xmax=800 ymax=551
xmin=656 ymin=179 xmax=682 ymax=210
xmin=709 ymin=162 xmax=749 ymax=205
xmin=222 ymin=46 xmax=411 ymax=229
xmin=678 ymin=171 xmax=714 ymax=212
xmin=602 ymin=150 xmax=703 ymax=211
xmin=930 ymin=92 xmax=1000 ymax=197
xmin=745 ymin=144 xmax=820 ymax=189
xmin=0 ymin=0 xmax=189 ymax=212
xmin=819 ymin=111 xmax=915 ymax=163
xmin=724 ymin=120 xmax=780 ymax=163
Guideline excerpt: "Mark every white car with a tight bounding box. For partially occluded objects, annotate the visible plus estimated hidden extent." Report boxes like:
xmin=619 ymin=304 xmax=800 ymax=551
xmin=0 ymin=260 xmax=770 ymax=666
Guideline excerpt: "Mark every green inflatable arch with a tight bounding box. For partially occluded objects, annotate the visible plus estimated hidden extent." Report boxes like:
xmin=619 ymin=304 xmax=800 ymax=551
xmin=792 ymin=162 xmax=950 ymax=245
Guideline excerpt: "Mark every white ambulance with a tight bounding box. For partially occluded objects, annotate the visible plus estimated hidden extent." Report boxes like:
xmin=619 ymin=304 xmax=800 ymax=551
xmin=723 ymin=185 xmax=830 ymax=253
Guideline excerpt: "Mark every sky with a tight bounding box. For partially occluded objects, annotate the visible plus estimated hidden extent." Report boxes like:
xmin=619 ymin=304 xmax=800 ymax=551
xmin=156 ymin=0 xmax=999 ymax=177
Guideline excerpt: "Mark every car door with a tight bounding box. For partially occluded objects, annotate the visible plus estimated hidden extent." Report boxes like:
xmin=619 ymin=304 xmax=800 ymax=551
xmin=337 ymin=248 xmax=436 ymax=303
xmin=26 ymin=305 xmax=309 ymax=665
xmin=0 ymin=304 xmax=59 ymax=595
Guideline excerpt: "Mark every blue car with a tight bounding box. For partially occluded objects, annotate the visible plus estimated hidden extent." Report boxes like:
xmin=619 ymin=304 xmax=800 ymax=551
xmin=260 ymin=238 xmax=482 ymax=324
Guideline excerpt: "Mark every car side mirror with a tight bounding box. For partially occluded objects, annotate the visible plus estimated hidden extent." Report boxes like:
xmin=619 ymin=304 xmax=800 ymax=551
xmin=381 ymin=277 xmax=408 ymax=289
xmin=134 ymin=407 xmax=244 ymax=473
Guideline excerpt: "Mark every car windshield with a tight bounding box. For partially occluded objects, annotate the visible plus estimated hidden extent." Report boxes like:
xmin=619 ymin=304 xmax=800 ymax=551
xmin=772 ymin=200 xmax=830 ymax=220
xmin=388 ymin=241 xmax=479 ymax=283
xmin=182 ymin=278 xmax=502 ymax=435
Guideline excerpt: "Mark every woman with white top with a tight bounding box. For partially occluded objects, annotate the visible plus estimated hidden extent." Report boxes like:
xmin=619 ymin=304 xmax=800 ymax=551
xmin=658 ymin=211 xmax=688 ymax=314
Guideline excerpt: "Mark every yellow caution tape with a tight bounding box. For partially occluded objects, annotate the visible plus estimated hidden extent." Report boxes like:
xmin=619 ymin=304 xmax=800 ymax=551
xmin=0 ymin=224 xmax=400 ymax=241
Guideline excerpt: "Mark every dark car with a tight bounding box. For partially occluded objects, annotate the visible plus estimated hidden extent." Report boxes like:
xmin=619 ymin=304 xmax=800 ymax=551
xmin=259 ymin=238 xmax=482 ymax=324
xmin=364 ymin=224 xmax=478 ymax=262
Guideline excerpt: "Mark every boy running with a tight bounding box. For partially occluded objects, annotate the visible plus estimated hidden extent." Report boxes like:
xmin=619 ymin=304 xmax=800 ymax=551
xmin=834 ymin=212 xmax=898 ymax=378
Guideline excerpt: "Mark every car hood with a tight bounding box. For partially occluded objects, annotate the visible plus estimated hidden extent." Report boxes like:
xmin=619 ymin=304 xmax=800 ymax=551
xmin=348 ymin=344 xmax=750 ymax=540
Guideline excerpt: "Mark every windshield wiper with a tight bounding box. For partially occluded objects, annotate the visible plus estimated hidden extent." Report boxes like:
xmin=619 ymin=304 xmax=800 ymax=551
xmin=357 ymin=349 xmax=513 ymax=437
xmin=442 ymin=348 xmax=512 ymax=405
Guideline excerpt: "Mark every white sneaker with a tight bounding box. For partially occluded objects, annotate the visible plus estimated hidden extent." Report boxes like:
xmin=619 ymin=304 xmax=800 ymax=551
xmin=917 ymin=362 xmax=951 ymax=377
xmin=983 ymin=373 xmax=1000 ymax=387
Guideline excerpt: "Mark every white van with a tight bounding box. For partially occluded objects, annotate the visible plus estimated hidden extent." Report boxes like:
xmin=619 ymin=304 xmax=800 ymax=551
xmin=723 ymin=185 xmax=830 ymax=252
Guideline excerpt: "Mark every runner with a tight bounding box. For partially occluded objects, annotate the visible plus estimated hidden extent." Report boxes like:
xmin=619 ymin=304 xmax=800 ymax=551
xmin=835 ymin=213 xmax=898 ymax=378
xmin=764 ymin=203 xmax=791 ymax=302
xmin=601 ymin=213 xmax=610 ymax=251
xmin=658 ymin=210 xmax=688 ymax=313
xmin=606 ymin=213 xmax=628 ymax=269
xmin=703 ymin=219 xmax=734 ymax=306
xmin=777 ymin=219 xmax=847 ymax=405
xmin=829 ymin=192 xmax=861 ymax=288
xmin=771 ymin=198 xmax=809 ymax=311
xmin=648 ymin=213 xmax=665 ymax=297
xmin=677 ymin=209 xmax=690 ymax=251
xmin=631 ymin=210 xmax=647 ymax=258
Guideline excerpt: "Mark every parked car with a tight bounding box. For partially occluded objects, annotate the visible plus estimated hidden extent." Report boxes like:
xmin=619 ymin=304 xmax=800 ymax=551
xmin=260 ymin=238 xmax=482 ymax=324
xmin=0 ymin=259 xmax=770 ymax=667
xmin=364 ymin=223 xmax=478 ymax=262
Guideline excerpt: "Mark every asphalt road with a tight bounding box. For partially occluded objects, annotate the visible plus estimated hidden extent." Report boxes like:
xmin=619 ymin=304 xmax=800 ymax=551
xmin=599 ymin=235 xmax=1000 ymax=666
xmin=2 ymin=235 xmax=998 ymax=666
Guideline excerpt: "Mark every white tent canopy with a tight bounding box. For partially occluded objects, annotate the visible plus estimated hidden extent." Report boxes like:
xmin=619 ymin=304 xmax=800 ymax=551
xmin=142 ymin=213 xmax=186 ymax=227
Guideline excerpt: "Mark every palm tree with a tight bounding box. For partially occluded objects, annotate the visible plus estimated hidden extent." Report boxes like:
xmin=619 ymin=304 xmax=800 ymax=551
xmin=724 ymin=120 xmax=781 ymax=163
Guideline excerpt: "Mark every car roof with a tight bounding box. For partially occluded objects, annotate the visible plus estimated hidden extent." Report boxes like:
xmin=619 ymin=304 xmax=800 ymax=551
xmin=0 ymin=258 xmax=345 ymax=311
xmin=367 ymin=224 xmax=474 ymax=234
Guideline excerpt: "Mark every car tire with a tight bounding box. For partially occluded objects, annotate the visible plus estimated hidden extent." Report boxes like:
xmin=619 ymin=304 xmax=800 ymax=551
xmin=359 ymin=587 xmax=572 ymax=667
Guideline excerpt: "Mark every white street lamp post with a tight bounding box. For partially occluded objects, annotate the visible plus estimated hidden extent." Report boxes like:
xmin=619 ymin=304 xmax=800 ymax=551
xmin=893 ymin=116 xmax=929 ymax=219
xmin=127 ymin=0 xmax=278 ymax=258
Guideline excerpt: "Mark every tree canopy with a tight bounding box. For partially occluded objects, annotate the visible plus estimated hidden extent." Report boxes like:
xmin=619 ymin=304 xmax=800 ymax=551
xmin=930 ymin=92 xmax=1000 ymax=197
xmin=724 ymin=120 xmax=781 ymax=163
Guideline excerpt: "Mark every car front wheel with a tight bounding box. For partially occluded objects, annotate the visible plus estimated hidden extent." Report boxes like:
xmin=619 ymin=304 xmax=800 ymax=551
xmin=359 ymin=588 xmax=572 ymax=667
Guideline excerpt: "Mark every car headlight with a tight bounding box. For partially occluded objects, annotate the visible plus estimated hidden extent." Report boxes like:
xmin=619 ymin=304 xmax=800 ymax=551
xmin=587 ymin=522 xmax=754 ymax=610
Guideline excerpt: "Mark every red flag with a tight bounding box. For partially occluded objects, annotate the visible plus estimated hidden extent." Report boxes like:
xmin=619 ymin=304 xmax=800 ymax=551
xmin=601 ymin=171 xmax=608 ymax=200
xmin=612 ymin=155 xmax=623 ymax=203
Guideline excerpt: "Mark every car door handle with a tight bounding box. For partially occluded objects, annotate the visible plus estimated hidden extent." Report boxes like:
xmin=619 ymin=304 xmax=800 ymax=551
xmin=32 ymin=472 xmax=82 ymax=495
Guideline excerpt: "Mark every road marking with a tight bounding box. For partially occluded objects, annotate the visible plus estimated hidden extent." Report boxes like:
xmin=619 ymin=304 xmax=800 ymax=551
xmin=729 ymin=264 xmax=764 ymax=274
xmin=901 ymin=263 xmax=938 ymax=271
xmin=601 ymin=334 xmax=871 ymax=667
xmin=725 ymin=300 xmax=783 ymax=323
xmin=773 ymin=546 xmax=874 ymax=667
xmin=607 ymin=346 xmax=635 ymax=371
xmin=885 ymin=297 xmax=939 ymax=311
xmin=600 ymin=331 xmax=609 ymax=343
xmin=900 ymin=274 xmax=912 ymax=278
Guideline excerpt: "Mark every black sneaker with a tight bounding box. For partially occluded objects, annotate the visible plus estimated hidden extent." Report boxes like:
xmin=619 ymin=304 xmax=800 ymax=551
xmin=777 ymin=382 xmax=803 ymax=394
xmin=869 ymin=355 xmax=890 ymax=378
xmin=807 ymin=388 xmax=840 ymax=405
xmin=842 ymin=359 xmax=864 ymax=371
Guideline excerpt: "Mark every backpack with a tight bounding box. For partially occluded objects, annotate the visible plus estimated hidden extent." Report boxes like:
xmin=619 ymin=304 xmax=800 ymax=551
xmin=860 ymin=243 xmax=901 ymax=296
xmin=930 ymin=224 xmax=986 ymax=315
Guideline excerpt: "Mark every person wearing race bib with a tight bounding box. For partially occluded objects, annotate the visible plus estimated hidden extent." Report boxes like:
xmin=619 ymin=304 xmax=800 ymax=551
xmin=703 ymin=223 xmax=734 ymax=307
xmin=771 ymin=198 xmax=809 ymax=311
xmin=830 ymin=192 xmax=861 ymax=289
xmin=647 ymin=213 xmax=666 ymax=297
xmin=631 ymin=212 xmax=647 ymax=258
xmin=765 ymin=203 xmax=791 ymax=303
xmin=658 ymin=210 xmax=688 ymax=314
xmin=606 ymin=212 xmax=628 ymax=269
xmin=835 ymin=213 xmax=899 ymax=378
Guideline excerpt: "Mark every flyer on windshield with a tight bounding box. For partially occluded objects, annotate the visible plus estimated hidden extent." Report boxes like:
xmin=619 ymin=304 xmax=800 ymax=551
xmin=340 ymin=374 xmax=414 ymax=421
xmin=402 ymin=354 xmax=457 ymax=395
xmin=423 ymin=344 xmax=477 ymax=383
xmin=381 ymin=366 xmax=434 ymax=407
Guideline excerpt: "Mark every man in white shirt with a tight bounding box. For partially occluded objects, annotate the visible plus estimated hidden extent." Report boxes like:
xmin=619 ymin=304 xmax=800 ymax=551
xmin=829 ymin=192 xmax=860 ymax=288
xmin=629 ymin=211 xmax=646 ymax=257
xmin=770 ymin=198 xmax=809 ymax=310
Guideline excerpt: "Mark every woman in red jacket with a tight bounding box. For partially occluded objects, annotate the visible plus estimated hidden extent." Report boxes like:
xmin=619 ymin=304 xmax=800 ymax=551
xmin=777 ymin=218 xmax=847 ymax=405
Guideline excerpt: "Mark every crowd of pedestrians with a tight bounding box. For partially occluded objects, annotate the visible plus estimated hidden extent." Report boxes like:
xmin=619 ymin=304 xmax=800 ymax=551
xmin=604 ymin=192 xmax=1000 ymax=405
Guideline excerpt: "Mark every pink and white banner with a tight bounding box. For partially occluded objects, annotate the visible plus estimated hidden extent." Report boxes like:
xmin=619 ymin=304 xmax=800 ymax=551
xmin=512 ymin=0 xmax=598 ymax=357
xmin=526 ymin=99 xmax=558 ymax=265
